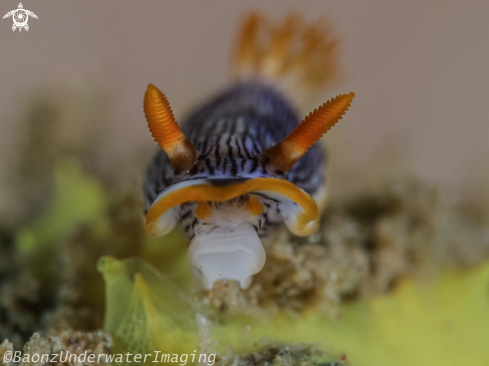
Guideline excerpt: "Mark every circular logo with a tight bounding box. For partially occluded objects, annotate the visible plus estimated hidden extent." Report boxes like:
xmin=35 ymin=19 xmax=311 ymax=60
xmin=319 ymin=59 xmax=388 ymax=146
xmin=12 ymin=9 xmax=28 ymax=27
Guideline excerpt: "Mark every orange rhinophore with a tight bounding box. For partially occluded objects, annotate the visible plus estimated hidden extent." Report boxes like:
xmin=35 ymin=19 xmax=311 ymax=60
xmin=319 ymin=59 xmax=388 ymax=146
xmin=144 ymin=84 xmax=198 ymax=173
xmin=263 ymin=92 xmax=355 ymax=173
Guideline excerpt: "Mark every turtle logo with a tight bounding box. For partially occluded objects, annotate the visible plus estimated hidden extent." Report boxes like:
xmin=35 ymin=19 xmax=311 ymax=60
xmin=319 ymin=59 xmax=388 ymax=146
xmin=3 ymin=3 xmax=38 ymax=32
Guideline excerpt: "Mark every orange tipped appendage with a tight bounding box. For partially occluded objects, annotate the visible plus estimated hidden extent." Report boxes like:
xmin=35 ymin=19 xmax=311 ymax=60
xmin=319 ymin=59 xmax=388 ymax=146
xmin=233 ymin=12 xmax=340 ymax=92
xmin=195 ymin=201 xmax=212 ymax=220
xmin=233 ymin=12 xmax=263 ymax=76
xmin=144 ymin=84 xmax=197 ymax=173
xmin=247 ymin=195 xmax=265 ymax=215
xmin=264 ymin=92 xmax=355 ymax=172
xmin=287 ymin=92 xmax=354 ymax=151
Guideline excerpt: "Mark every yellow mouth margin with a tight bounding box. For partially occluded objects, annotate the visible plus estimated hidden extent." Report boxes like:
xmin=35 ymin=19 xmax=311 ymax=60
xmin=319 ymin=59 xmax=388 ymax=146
xmin=146 ymin=177 xmax=319 ymax=232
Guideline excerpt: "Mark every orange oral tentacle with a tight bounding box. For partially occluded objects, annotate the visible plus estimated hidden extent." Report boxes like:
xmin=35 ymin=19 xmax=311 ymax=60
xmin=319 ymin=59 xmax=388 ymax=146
xmin=195 ymin=201 xmax=212 ymax=220
xmin=247 ymin=195 xmax=265 ymax=215
xmin=145 ymin=178 xmax=319 ymax=232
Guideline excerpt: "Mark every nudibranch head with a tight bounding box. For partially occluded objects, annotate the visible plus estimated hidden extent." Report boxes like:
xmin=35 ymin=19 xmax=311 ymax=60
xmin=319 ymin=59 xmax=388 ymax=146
xmin=143 ymin=83 xmax=354 ymax=289
xmin=145 ymin=177 xmax=319 ymax=289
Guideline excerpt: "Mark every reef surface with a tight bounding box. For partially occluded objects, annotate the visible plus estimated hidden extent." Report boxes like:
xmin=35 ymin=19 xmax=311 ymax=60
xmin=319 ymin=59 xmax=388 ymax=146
xmin=1 ymin=80 xmax=488 ymax=366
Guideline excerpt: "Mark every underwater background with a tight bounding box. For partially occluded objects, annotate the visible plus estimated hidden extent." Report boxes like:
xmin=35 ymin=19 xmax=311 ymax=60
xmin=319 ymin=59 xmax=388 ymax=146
xmin=1 ymin=1 xmax=489 ymax=365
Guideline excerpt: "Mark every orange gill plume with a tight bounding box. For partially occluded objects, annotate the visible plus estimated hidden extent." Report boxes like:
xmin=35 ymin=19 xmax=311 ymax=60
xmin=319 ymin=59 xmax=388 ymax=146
xmin=263 ymin=92 xmax=355 ymax=173
xmin=144 ymin=84 xmax=198 ymax=173
xmin=233 ymin=11 xmax=264 ymax=78
xmin=260 ymin=14 xmax=301 ymax=78
xmin=233 ymin=12 xmax=340 ymax=92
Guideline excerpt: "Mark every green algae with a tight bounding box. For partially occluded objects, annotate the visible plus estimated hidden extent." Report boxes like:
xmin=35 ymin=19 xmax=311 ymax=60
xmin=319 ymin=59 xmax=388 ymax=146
xmin=97 ymin=256 xmax=199 ymax=365
xmin=139 ymin=229 xmax=194 ymax=291
xmin=15 ymin=158 xmax=107 ymax=253
xmin=210 ymin=261 xmax=489 ymax=365
xmin=98 ymin=254 xmax=489 ymax=366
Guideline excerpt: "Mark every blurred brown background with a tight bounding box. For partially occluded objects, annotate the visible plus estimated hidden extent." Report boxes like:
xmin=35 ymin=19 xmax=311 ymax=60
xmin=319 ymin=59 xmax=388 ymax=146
xmin=1 ymin=0 xmax=488 ymax=201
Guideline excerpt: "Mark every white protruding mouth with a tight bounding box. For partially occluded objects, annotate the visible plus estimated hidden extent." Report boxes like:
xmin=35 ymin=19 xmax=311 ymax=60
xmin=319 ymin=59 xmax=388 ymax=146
xmin=188 ymin=224 xmax=266 ymax=290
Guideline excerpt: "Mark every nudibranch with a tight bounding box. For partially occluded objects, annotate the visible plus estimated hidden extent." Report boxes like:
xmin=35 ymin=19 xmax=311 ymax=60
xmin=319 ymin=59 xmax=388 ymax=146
xmin=142 ymin=14 xmax=354 ymax=290
xmin=143 ymin=83 xmax=353 ymax=289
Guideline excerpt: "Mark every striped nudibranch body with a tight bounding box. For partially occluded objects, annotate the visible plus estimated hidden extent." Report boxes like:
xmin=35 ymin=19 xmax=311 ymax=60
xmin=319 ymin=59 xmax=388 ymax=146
xmin=141 ymin=14 xmax=354 ymax=290
xmin=144 ymin=81 xmax=327 ymax=239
